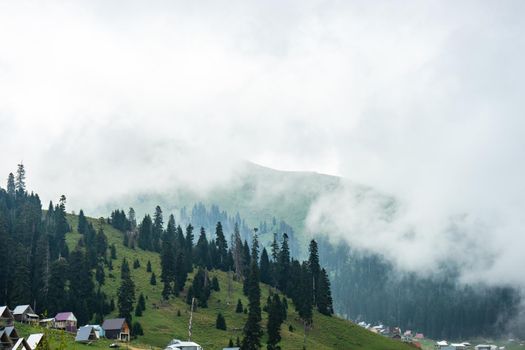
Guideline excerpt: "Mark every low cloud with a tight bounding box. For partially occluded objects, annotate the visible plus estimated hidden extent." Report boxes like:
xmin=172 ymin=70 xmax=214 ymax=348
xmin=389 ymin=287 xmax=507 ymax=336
xmin=1 ymin=1 xmax=525 ymax=287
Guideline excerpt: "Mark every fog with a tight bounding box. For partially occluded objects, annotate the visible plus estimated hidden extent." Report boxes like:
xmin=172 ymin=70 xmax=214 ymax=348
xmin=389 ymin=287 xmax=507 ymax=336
xmin=1 ymin=1 xmax=525 ymax=286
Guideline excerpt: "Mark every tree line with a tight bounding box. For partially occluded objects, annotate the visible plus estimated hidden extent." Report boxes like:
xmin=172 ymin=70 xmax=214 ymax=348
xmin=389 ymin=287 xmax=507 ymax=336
xmin=316 ymin=236 xmax=520 ymax=340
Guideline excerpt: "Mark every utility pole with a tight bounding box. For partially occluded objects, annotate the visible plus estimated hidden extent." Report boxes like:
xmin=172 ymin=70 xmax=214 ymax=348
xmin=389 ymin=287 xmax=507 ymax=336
xmin=188 ymin=297 xmax=195 ymax=341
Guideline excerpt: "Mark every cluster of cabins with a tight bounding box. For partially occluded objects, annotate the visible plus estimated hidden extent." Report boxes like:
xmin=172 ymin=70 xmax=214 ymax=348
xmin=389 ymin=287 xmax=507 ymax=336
xmin=436 ymin=341 xmax=505 ymax=350
xmin=0 ymin=304 xmax=130 ymax=349
xmin=357 ymin=322 xmax=507 ymax=350
xmin=357 ymin=322 xmax=425 ymax=348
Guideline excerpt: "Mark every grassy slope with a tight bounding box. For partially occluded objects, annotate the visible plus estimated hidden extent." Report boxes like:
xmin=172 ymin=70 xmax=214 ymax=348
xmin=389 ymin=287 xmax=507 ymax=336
xmin=15 ymin=323 xmax=116 ymax=350
xmin=62 ymin=214 xmax=412 ymax=350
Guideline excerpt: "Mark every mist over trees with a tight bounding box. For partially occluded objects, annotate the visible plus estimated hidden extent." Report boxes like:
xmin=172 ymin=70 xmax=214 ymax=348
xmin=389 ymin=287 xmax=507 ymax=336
xmin=1 ymin=165 xmax=516 ymax=343
xmin=316 ymin=236 xmax=520 ymax=340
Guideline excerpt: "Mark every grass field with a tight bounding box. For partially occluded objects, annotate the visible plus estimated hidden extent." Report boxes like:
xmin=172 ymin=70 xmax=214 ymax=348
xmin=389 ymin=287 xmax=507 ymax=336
xmin=58 ymin=213 xmax=414 ymax=350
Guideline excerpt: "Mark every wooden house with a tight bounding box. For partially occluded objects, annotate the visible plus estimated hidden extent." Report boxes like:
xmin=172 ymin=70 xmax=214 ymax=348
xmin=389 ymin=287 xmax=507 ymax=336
xmin=54 ymin=312 xmax=77 ymax=332
xmin=0 ymin=306 xmax=14 ymax=327
xmin=102 ymin=318 xmax=130 ymax=342
xmin=12 ymin=305 xmax=39 ymax=324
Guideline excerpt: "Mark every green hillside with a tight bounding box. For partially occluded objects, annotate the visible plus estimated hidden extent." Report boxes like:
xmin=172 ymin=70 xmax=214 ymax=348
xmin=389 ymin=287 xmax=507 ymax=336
xmin=95 ymin=162 xmax=359 ymax=249
xmin=62 ymin=213 xmax=413 ymax=350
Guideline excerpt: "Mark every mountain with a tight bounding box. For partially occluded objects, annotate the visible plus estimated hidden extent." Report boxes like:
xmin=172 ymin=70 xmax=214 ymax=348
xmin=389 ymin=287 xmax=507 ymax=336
xmin=92 ymin=162 xmax=521 ymax=340
xmin=96 ymin=162 xmax=350 ymax=249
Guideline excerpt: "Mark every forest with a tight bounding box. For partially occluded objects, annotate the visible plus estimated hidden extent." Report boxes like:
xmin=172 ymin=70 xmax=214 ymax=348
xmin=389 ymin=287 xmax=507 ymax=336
xmin=0 ymin=165 xmax=333 ymax=350
xmin=316 ymin=236 xmax=520 ymax=340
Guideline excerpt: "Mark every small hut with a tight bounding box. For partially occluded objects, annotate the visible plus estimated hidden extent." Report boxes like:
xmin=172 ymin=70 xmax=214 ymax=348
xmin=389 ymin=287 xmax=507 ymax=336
xmin=75 ymin=326 xmax=97 ymax=343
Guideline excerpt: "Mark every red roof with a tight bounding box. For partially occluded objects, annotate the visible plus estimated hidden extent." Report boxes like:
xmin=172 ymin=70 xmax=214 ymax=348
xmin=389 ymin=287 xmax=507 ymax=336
xmin=55 ymin=312 xmax=74 ymax=321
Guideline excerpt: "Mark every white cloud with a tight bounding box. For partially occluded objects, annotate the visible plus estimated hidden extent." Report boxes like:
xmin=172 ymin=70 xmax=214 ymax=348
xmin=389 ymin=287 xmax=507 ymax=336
xmin=1 ymin=0 xmax=525 ymax=285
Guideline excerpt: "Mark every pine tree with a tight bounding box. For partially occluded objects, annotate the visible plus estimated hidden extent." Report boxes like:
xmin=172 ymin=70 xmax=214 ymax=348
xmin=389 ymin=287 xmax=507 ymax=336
xmin=216 ymin=312 xmax=227 ymax=330
xmin=308 ymin=239 xmax=321 ymax=305
xmin=316 ymin=268 xmax=333 ymax=316
xmin=212 ymin=276 xmax=220 ymax=291
xmin=6 ymin=173 xmax=15 ymax=197
xmin=270 ymin=233 xmax=280 ymax=261
xmin=121 ymin=258 xmax=131 ymax=279
xmin=146 ymin=260 xmax=152 ymax=272
xmin=174 ymin=251 xmax=187 ymax=293
xmin=241 ymin=236 xmax=262 ymax=350
xmin=297 ymin=262 xmax=313 ymax=325
xmin=150 ymin=272 xmax=157 ymax=285
xmin=266 ymin=294 xmax=284 ymax=350
xmin=15 ymin=163 xmax=26 ymax=193
xmin=96 ymin=228 xmax=108 ymax=260
xmin=138 ymin=215 xmax=153 ymax=251
xmin=128 ymin=207 xmax=137 ymax=230
xmin=185 ymin=224 xmax=194 ymax=273
xmin=138 ymin=292 xmax=146 ymax=310
xmin=133 ymin=259 xmax=141 ymax=269
xmin=135 ymin=293 xmax=146 ymax=317
xmin=232 ymin=223 xmax=244 ymax=280
xmin=236 ymin=299 xmax=244 ymax=313
xmin=259 ymin=248 xmax=271 ymax=285
xmin=215 ymin=222 xmax=228 ymax=271
xmin=152 ymin=206 xmax=163 ymax=252
xmin=54 ymin=196 xmax=70 ymax=259
xmin=118 ymin=258 xmax=136 ymax=325
xmin=191 ymin=268 xmax=211 ymax=308
xmin=78 ymin=209 xmax=88 ymax=234
xmin=277 ymin=234 xmax=290 ymax=294
xmin=195 ymin=227 xmax=210 ymax=269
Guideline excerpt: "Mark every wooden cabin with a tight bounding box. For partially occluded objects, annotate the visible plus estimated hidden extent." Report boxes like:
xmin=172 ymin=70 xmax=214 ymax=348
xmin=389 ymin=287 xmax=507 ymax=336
xmin=54 ymin=312 xmax=77 ymax=332
xmin=12 ymin=305 xmax=39 ymax=324
xmin=102 ymin=318 xmax=130 ymax=342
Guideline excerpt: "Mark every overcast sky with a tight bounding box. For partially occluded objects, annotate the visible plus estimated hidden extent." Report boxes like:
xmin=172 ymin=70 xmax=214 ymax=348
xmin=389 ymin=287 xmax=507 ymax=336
xmin=1 ymin=1 xmax=525 ymax=285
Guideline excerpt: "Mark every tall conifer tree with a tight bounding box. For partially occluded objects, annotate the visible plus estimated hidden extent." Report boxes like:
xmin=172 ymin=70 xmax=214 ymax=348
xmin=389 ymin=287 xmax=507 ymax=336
xmin=241 ymin=235 xmax=262 ymax=350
